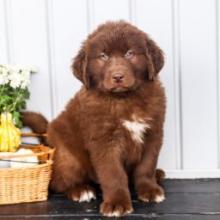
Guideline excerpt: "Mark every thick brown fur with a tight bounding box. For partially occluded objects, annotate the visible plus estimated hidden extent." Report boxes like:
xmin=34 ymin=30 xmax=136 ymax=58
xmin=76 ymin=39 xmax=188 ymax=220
xmin=23 ymin=21 xmax=166 ymax=217
xmin=21 ymin=111 xmax=48 ymax=144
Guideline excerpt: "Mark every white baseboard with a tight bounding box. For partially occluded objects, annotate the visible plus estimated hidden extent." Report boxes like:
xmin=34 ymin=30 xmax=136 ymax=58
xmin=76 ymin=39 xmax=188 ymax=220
xmin=165 ymin=169 xmax=220 ymax=179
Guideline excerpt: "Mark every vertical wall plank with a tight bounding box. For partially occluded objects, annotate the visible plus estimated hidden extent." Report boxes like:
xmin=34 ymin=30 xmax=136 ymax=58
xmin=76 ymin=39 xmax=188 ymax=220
xmin=172 ymin=0 xmax=183 ymax=169
xmin=91 ymin=0 xmax=129 ymax=29
xmin=46 ymin=0 xmax=87 ymax=115
xmin=179 ymin=0 xmax=218 ymax=169
xmin=217 ymin=0 xmax=220 ymax=169
xmin=135 ymin=0 xmax=178 ymax=170
xmin=0 ymin=0 xmax=8 ymax=63
xmin=8 ymin=0 xmax=52 ymax=119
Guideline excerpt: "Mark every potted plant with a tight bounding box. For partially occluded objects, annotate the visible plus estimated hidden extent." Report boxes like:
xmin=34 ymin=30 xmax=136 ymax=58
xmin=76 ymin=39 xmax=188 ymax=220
xmin=0 ymin=65 xmax=36 ymax=152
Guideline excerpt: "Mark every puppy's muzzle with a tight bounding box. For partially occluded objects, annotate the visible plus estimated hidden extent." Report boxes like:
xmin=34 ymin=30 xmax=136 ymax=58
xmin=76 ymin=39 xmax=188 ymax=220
xmin=112 ymin=73 xmax=124 ymax=84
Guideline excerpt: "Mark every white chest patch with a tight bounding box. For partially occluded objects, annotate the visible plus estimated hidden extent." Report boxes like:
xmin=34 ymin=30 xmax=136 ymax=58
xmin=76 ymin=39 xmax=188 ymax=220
xmin=122 ymin=117 xmax=151 ymax=144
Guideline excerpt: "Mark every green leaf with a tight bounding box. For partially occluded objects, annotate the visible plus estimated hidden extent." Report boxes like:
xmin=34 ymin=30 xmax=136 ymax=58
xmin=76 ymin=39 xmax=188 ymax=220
xmin=12 ymin=111 xmax=22 ymax=128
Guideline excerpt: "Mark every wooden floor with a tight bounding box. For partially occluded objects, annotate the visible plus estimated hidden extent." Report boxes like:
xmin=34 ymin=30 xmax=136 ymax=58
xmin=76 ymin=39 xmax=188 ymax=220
xmin=0 ymin=179 xmax=220 ymax=220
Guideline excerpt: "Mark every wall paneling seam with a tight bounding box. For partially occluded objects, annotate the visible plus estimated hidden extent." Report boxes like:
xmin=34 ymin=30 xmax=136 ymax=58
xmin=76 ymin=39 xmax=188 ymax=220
xmin=45 ymin=0 xmax=57 ymax=118
xmin=4 ymin=0 xmax=13 ymax=64
xmin=215 ymin=0 xmax=220 ymax=169
xmin=128 ymin=0 xmax=137 ymax=24
xmin=172 ymin=0 xmax=183 ymax=169
xmin=86 ymin=0 xmax=95 ymax=33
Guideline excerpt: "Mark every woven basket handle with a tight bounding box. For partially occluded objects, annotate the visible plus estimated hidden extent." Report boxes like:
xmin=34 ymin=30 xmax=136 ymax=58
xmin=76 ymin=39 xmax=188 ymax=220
xmin=0 ymin=145 xmax=54 ymax=160
xmin=21 ymin=133 xmax=47 ymax=137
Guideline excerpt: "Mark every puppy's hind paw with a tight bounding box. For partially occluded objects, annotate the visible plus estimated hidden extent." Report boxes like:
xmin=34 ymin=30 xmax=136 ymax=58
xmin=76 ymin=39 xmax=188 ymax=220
xmin=78 ymin=190 xmax=96 ymax=202
xmin=137 ymin=182 xmax=165 ymax=203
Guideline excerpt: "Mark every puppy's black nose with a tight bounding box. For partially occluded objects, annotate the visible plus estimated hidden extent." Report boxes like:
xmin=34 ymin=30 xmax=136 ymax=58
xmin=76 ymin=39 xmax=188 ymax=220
xmin=112 ymin=73 xmax=124 ymax=83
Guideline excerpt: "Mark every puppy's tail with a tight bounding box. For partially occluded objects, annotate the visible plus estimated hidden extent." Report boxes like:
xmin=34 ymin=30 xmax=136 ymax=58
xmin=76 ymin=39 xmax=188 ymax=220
xmin=21 ymin=111 xmax=48 ymax=144
xmin=156 ymin=169 xmax=165 ymax=184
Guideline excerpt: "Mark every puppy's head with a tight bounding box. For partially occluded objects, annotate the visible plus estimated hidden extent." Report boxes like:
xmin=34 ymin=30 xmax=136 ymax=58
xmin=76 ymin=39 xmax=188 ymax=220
xmin=72 ymin=21 xmax=164 ymax=93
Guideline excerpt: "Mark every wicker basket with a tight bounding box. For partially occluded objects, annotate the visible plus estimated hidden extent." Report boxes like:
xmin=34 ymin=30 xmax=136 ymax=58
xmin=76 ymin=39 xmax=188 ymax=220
xmin=0 ymin=143 xmax=54 ymax=205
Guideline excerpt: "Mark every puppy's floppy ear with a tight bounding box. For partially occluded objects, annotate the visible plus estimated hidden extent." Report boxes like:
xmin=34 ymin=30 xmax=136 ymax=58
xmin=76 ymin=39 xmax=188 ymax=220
xmin=72 ymin=44 xmax=90 ymax=88
xmin=145 ymin=35 xmax=164 ymax=80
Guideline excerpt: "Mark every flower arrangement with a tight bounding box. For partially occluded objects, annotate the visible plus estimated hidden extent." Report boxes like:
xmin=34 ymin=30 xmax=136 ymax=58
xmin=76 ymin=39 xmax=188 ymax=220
xmin=0 ymin=64 xmax=36 ymax=152
xmin=0 ymin=65 xmax=36 ymax=127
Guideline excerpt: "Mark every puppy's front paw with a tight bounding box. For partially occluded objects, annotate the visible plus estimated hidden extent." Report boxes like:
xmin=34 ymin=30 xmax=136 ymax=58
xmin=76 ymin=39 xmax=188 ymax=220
xmin=67 ymin=184 xmax=96 ymax=202
xmin=100 ymin=189 xmax=133 ymax=217
xmin=137 ymin=181 xmax=165 ymax=203
xmin=100 ymin=201 xmax=133 ymax=217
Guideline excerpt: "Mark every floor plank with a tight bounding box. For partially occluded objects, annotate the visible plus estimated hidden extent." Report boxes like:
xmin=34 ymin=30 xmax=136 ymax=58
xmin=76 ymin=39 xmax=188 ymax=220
xmin=0 ymin=179 xmax=219 ymax=219
xmin=1 ymin=215 xmax=220 ymax=220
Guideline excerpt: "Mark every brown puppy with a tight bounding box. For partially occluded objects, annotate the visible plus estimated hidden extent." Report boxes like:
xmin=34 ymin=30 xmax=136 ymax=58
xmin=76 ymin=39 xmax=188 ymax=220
xmin=23 ymin=21 xmax=166 ymax=217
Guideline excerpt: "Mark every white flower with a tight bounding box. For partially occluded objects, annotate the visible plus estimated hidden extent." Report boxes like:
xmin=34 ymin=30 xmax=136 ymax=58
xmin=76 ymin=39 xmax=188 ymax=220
xmin=21 ymin=69 xmax=30 ymax=79
xmin=22 ymin=66 xmax=37 ymax=73
xmin=0 ymin=64 xmax=36 ymax=88
xmin=20 ymin=78 xmax=30 ymax=89
xmin=0 ymin=75 xmax=7 ymax=85
xmin=9 ymin=73 xmax=22 ymax=88
xmin=0 ymin=68 xmax=9 ymax=85
xmin=19 ymin=70 xmax=30 ymax=89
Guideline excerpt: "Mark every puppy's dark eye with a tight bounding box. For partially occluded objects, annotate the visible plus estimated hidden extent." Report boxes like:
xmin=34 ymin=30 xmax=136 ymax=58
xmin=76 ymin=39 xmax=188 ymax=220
xmin=99 ymin=52 xmax=109 ymax=61
xmin=125 ymin=50 xmax=134 ymax=59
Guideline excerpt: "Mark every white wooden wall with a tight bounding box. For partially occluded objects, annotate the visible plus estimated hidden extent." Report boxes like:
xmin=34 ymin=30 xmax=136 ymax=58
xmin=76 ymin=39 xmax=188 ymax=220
xmin=0 ymin=0 xmax=220 ymax=178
